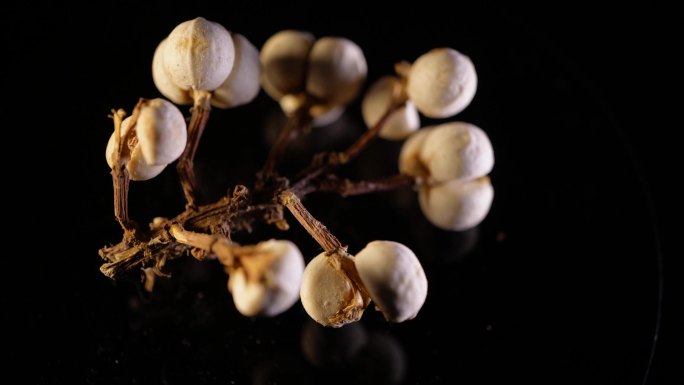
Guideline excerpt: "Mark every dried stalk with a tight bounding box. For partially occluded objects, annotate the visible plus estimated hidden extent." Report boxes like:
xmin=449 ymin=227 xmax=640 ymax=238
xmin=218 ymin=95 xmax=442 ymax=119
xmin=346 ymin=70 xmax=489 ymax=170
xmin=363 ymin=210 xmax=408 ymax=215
xmin=101 ymin=89 xmax=414 ymax=280
xmin=177 ymin=90 xmax=212 ymax=209
xmin=259 ymin=104 xmax=312 ymax=180
xmin=110 ymin=102 xmax=147 ymax=240
xmin=291 ymin=97 xmax=407 ymax=193
xmin=278 ymin=190 xmax=344 ymax=253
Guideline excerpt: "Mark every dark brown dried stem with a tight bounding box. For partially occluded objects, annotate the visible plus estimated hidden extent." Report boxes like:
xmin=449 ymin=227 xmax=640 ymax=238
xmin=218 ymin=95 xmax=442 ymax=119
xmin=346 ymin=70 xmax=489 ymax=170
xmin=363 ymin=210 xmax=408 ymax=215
xmin=292 ymin=99 xmax=406 ymax=193
xmin=102 ymin=87 xmax=415 ymax=279
xmin=110 ymin=102 xmax=146 ymax=239
xmin=339 ymin=101 xmax=404 ymax=163
xmin=177 ymin=90 xmax=212 ymax=209
xmin=259 ymin=104 xmax=312 ymax=180
xmin=112 ymin=166 xmax=132 ymax=232
xmin=339 ymin=76 xmax=409 ymax=164
xmin=100 ymin=185 xmax=287 ymax=279
xmin=278 ymin=190 xmax=344 ymax=253
xmin=169 ymin=224 xmax=236 ymax=265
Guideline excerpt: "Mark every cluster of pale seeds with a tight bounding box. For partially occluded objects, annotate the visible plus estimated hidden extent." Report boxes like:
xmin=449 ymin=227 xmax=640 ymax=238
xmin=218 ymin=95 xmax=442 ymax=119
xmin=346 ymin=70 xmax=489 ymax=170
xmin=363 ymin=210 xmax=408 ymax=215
xmin=104 ymin=17 xmax=494 ymax=327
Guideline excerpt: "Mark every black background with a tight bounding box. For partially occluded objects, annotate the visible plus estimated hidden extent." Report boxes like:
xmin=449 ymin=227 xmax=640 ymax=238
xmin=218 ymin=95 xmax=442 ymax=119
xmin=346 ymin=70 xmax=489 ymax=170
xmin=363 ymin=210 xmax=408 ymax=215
xmin=3 ymin=1 xmax=675 ymax=384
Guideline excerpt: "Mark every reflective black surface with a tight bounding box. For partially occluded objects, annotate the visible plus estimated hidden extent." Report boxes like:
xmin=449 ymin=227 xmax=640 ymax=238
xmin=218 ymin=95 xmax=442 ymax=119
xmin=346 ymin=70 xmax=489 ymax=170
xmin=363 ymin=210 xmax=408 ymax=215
xmin=8 ymin=2 xmax=669 ymax=384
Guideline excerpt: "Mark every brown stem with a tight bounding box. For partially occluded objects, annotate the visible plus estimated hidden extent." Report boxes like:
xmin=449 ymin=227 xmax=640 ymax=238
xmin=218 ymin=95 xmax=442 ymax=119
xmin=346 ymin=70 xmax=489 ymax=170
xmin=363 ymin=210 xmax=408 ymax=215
xmin=101 ymin=87 xmax=414 ymax=280
xmin=100 ymin=189 xmax=286 ymax=280
xmin=278 ymin=190 xmax=344 ymax=253
xmin=259 ymin=105 xmax=312 ymax=180
xmin=339 ymin=100 xmax=404 ymax=163
xmin=109 ymin=104 xmax=145 ymax=238
xmin=177 ymin=90 xmax=212 ymax=209
xmin=291 ymin=99 xmax=406 ymax=193
xmin=309 ymin=174 xmax=415 ymax=197
xmin=169 ymin=224 xmax=235 ymax=266
xmin=112 ymin=166 xmax=132 ymax=230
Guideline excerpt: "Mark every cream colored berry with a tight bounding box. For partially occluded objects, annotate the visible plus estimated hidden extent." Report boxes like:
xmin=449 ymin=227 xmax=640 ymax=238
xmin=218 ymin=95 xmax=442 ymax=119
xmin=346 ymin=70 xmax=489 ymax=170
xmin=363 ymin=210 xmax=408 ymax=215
xmin=419 ymin=176 xmax=494 ymax=231
xmin=135 ymin=98 xmax=187 ymax=166
xmin=300 ymin=252 xmax=366 ymax=327
xmin=355 ymin=241 xmax=427 ymax=322
xmin=260 ymin=30 xmax=315 ymax=99
xmin=106 ymin=116 xmax=168 ymax=181
xmin=419 ymin=122 xmax=494 ymax=182
xmin=398 ymin=127 xmax=434 ymax=177
xmin=228 ymin=240 xmax=305 ymax=317
xmin=306 ymin=37 xmax=367 ymax=106
xmin=126 ymin=146 xmax=167 ymax=181
xmin=278 ymin=95 xmax=343 ymax=128
xmin=152 ymin=39 xmax=192 ymax=105
xmin=310 ymin=106 xmax=344 ymax=127
xmin=407 ymin=48 xmax=477 ymax=118
xmin=163 ymin=17 xmax=235 ymax=91
xmin=362 ymin=76 xmax=419 ymax=140
xmin=105 ymin=116 xmax=133 ymax=169
xmin=212 ymin=33 xmax=261 ymax=109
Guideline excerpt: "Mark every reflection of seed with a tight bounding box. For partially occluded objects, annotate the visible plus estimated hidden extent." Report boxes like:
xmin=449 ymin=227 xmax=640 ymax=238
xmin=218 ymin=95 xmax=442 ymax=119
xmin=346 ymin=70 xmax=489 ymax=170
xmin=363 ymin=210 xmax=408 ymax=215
xmin=354 ymin=333 xmax=406 ymax=385
xmin=300 ymin=319 xmax=368 ymax=367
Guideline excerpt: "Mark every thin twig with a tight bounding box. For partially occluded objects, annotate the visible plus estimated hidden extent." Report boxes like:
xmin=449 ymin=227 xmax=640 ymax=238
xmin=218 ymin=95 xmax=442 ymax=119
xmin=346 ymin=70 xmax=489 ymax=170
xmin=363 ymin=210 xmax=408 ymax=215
xmin=259 ymin=104 xmax=312 ymax=180
xmin=291 ymin=100 xmax=405 ymax=193
xmin=168 ymin=224 xmax=237 ymax=265
xmin=102 ymin=86 xmax=411 ymax=280
xmin=339 ymin=100 xmax=404 ymax=163
xmin=110 ymin=101 xmax=146 ymax=239
xmin=177 ymin=90 xmax=212 ymax=209
xmin=278 ymin=190 xmax=344 ymax=253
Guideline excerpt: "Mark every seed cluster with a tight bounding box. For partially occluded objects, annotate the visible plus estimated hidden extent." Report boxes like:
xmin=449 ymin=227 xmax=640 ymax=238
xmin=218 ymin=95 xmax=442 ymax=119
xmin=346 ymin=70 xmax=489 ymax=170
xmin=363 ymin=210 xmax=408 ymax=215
xmin=101 ymin=17 xmax=495 ymax=327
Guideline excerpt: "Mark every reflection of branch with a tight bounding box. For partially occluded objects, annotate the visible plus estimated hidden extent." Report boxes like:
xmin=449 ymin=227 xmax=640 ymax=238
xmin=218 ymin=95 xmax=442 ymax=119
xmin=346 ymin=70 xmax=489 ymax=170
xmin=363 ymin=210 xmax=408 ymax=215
xmin=177 ymin=90 xmax=212 ymax=209
xmin=305 ymin=174 xmax=415 ymax=197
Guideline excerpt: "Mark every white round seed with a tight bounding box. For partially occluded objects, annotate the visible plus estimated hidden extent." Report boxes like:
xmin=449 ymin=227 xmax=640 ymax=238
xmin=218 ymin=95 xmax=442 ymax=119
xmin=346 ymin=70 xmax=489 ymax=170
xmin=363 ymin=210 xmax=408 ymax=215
xmin=300 ymin=252 xmax=365 ymax=327
xmin=163 ymin=17 xmax=235 ymax=91
xmin=152 ymin=39 xmax=192 ymax=105
xmin=362 ymin=76 xmax=419 ymax=140
xmin=398 ymin=127 xmax=434 ymax=177
xmin=419 ymin=122 xmax=494 ymax=182
xmin=306 ymin=37 xmax=367 ymax=106
xmin=418 ymin=176 xmax=494 ymax=231
xmin=126 ymin=145 xmax=167 ymax=181
xmin=135 ymin=98 xmax=187 ymax=166
xmin=260 ymin=30 xmax=315 ymax=99
xmin=229 ymin=240 xmax=305 ymax=317
xmin=355 ymin=241 xmax=427 ymax=322
xmin=407 ymin=48 xmax=477 ymax=118
xmin=212 ymin=33 xmax=261 ymax=109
